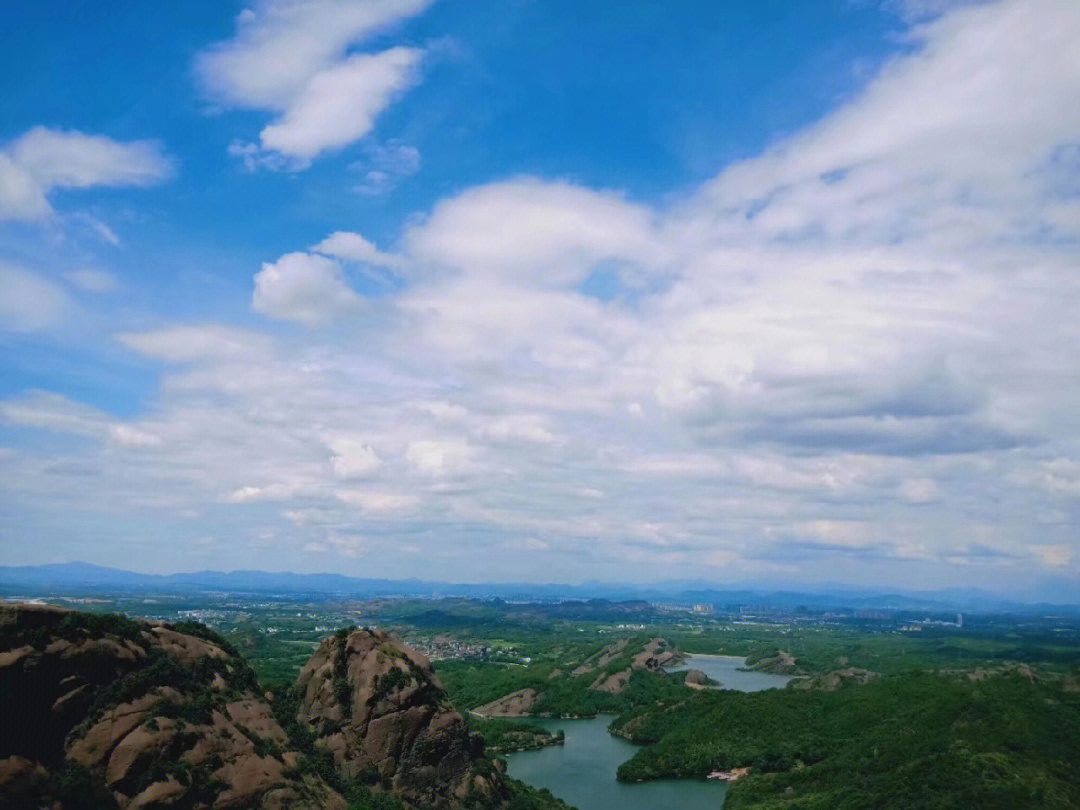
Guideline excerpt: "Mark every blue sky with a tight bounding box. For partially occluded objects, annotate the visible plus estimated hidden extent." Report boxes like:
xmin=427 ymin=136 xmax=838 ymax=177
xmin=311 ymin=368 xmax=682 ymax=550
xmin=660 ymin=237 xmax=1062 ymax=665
xmin=2 ymin=0 xmax=1080 ymax=597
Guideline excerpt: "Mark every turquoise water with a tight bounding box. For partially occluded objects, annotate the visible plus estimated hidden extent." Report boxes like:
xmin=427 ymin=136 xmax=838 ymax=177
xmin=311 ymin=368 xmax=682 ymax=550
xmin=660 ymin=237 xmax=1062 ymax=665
xmin=504 ymin=715 xmax=726 ymax=810
xmin=504 ymin=654 xmax=790 ymax=810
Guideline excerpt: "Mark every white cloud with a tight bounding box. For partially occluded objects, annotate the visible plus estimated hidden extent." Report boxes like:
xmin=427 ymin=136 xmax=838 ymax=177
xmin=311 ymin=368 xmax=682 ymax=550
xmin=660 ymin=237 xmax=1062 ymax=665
xmin=350 ymin=140 xmax=421 ymax=195
xmin=411 ymin=400 xmax=470 ymax=423
xmin=10 ymin=127 xmax=173 ymax=190
xmin=304 ymin=530 xmax=368 ymax=557
xmin=109 ymin=424 xmax=163 ymax=447
xmin=479 ymin=415 xmax=557 ymax=445
xmin=1012 ymin=458 xmax=1080 ymax=496
xmin=324 ymin=434 xmax=382 ymax=478
xmin=8 ymin=0 xmax=1080 ymax=590
xmin=117 ymin=325 xmax=273 ymax=363
xmin=406 ymin=177 xmax=664 ymax=283
xmin=252 ymin=252 xmax=363 ymax=324
xmin=312 ymin=231 xmax=402 ymax=267
xmin=0 ymin=390 xmax=106 ymax=436
xmin=334 ymin=488 xmax=418 ymax=512
xmin=196 ymin=0 xmax=432 ymax=108
xmin=790 ymin=519 xmax=873 ymax=548
xmin=259 ymin=48 xmax=422 ymax=161
xmin=226 ymin=483 xmax=301 ymax=503
xmin=406 ymin=439 xmax=474 ymax=476
xmin=1032 ymin=544 xmax=1072 ymax=568
xmin=0 ymin=128 xmax=172 ymax=221
xmin=65 ymin=268 xmax=119 ymax=292
xmin=198 ymin=0 xmax=432 ymax=165
xmin=0 ymin=263 xmax=72 ymax=332
xmin=0 ymin=154 xmax=50 ymax=220
xmin=900 ymin=478 xmax=939 ymax=504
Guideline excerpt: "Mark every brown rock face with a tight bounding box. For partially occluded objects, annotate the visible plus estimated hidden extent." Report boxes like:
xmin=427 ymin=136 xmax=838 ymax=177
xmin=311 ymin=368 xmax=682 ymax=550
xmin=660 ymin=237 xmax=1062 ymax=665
xmin=295 ymin=627 xmax=504 ymax=808
xmin=472 ymin=688 xmax=539 ymax=718
xmin=629 ymin=637 xmax=681 ymax=672
xmin=683 ymin=668 xmax=712 ymax=688
xmin=0 ymin=603 xmax=343 ymax=810
xmin=590 ymin=669 xmax=631 ymax=693
xmin=581 ymin=637 xmax=682 ymax=694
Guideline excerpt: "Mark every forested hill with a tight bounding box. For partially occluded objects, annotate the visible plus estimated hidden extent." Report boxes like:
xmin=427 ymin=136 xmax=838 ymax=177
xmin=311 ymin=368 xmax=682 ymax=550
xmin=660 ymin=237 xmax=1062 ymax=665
xmin=612 ymin=669 xmax=1080 ymax=809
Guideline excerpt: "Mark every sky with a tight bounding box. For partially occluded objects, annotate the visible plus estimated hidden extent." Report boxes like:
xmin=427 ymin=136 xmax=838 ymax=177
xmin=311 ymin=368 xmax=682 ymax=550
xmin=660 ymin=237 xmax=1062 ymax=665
xmin=2 ymin=0 xmax=1080 ymax=597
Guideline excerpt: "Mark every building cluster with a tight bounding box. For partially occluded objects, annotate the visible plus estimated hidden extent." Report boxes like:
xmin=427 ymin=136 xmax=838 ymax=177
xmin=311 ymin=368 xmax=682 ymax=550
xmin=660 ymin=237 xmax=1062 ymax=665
xmin=410 ymin=636 xmax=489 ymax=661
xmin=653 ymin=602 xmax=716 ymax=615
xmin=900 ymin=613 xmax=963 ymax=632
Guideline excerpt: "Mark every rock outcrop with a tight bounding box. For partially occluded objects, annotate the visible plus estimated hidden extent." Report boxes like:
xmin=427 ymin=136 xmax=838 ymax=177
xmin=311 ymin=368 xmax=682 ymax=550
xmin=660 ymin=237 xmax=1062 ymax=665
xmin=571 ymin=638 xmax=629 ymax=675
xmin=472 ymin=688 xmax=539 ymax=718
xmin=586 ymin=637 xmax=682 ymax=694
xmin=683 ymin=668 xmax=714 ymax=689
xmin=629 ymin=637 xmax=681 ymax=672
xmin=294 ymin=626 xmax=505 ymax=808
xmin=0 ymin=603 xmax=342 ymax=810
xmin=790 ymin=667 xmax=879 ymax=691
xmin=748 ymin=649 xmax=800 ymax=675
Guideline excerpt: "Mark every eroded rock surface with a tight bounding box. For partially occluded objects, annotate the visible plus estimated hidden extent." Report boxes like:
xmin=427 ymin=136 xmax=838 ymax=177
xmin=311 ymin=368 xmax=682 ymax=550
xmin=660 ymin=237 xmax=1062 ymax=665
xmin=0 ymin=603 xmax=342 ymax=810
xmin=295 ymin=627 xmax=505 ymax=808
xmin=683 ymin=668 xmax=713 ymax=689
xmin=472 ymin=688 xmax=539 ymax=718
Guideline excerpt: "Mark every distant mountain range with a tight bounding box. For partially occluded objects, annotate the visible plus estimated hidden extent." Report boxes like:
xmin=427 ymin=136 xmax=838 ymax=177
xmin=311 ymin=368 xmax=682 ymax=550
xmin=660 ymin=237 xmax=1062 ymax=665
xmin=1 ymin=561 xmax=1077 ymax=614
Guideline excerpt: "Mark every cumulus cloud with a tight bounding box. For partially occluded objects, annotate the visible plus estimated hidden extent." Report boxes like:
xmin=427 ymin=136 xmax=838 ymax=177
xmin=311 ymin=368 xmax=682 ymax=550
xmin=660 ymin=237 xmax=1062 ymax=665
xmin=198 ymin=0 xmax=432 ymax=165
xmin=311 ymin=231 xmax=402 ymax=268
xmin=252 ymin=252 xmax=363 ymax=324
xmin=7 ymin=0 xmax=1080 ymax=589
xmin=324 ymin=433 xmax=382 ymax=478
xmin=0 ymin=127 xmax=172 ymax=220
xmin=258 ymin=48 xmax=422 ymax=160
xmin=406 ymin=177 xmax=665 ymax=282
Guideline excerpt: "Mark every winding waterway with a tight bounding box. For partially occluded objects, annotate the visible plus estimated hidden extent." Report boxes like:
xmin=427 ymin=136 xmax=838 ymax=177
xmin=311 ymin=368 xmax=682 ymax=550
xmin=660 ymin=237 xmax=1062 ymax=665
xmin=504 ymin=655 xmax=792 ymax=810
xmin=505 ymin=715 xmax=726 ymax=810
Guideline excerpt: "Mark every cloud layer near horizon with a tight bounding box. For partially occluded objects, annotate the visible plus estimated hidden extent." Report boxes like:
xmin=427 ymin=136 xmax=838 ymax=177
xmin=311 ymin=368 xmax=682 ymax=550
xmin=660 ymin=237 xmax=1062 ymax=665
xmin=3 ymin=0 xmax=1080 ymax=594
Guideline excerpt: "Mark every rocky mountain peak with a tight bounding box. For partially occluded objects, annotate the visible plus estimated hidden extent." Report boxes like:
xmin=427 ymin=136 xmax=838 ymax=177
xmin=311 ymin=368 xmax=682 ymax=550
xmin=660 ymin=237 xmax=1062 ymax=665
xmin=295 ymin=626 xmax=504 ymax=808
xmin=0 ymin=602 xmax=342 ymax=810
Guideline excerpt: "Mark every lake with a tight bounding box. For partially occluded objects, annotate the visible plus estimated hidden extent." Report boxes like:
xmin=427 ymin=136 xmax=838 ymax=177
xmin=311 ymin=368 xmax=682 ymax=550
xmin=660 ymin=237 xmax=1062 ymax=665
xmin=667 ymin=653 xmax=794 ymax=692
xmin=503 ymin=654 xmax=791 ymax=810
xmin=504 ymin=715 xmax=726 ymax=810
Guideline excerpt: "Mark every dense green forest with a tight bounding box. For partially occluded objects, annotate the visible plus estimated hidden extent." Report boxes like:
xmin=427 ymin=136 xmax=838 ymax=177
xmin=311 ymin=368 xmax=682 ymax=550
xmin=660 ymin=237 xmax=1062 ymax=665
xmin=612 ymin=671 xmax=1080 ymax=809
xmin=465 ymin=717 xmax=564 ymax=753
xmin=433 ymin=631 xmax=692 ymax=719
